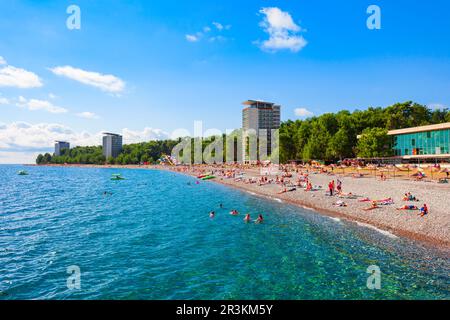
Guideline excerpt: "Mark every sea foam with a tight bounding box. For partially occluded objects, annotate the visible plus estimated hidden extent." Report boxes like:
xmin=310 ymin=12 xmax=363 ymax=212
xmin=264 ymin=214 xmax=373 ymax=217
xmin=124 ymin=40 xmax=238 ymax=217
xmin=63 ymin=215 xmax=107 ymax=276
xmin=356 ymin=222 xmax=398 ymax=239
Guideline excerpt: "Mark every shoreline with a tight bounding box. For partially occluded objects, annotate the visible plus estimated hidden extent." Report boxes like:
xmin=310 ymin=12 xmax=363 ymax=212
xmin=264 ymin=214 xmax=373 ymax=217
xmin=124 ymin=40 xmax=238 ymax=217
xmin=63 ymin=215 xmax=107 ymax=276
xmin=31 ymin=164 xmax=450 ymax=250
xmin=169 ymin=168 xmax=450 ymax=250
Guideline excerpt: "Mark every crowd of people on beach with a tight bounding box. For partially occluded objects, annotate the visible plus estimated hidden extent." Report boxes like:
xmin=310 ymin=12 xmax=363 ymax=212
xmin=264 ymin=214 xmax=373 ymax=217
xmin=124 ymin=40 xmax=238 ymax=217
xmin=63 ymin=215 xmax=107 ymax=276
xmin=170 ymin=162 xmax=434 ymax=220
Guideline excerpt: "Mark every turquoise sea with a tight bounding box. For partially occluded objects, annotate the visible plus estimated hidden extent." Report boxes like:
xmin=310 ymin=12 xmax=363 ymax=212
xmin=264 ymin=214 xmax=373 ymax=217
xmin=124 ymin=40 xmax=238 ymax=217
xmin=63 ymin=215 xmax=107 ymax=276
xmin=0 ymin=165 xmax=448 ymax=300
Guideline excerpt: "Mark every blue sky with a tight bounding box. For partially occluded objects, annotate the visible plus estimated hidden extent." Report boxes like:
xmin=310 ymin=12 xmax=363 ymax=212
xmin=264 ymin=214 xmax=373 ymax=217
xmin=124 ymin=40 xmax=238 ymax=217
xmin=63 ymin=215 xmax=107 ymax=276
xmin=1 ymin=0 xmax=450 ymax=163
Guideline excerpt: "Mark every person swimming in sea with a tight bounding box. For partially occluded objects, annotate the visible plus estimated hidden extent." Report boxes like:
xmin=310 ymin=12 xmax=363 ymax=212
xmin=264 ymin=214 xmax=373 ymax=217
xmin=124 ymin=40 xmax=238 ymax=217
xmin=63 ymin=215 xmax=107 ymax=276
xmin=230 ymin=210 xmax=239 ymax=216
xmin=209 ymin=211 xmax=215 ymax=218
xmin=244 ymin=214 xmax=251 ymax=223
xmin=219 ymin=203 xmax=224 ymax=209
xmin=255 ymin=214 xmax=264 ymax=224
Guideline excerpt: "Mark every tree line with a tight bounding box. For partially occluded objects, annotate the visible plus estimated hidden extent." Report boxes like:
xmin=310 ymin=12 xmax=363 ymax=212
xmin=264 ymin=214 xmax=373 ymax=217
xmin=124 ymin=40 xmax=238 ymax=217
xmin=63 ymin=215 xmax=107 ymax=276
xmin=36 ymin=101 xmax=450 ymax=165
xmin=279 ymin=101 xmax=449 ymax=163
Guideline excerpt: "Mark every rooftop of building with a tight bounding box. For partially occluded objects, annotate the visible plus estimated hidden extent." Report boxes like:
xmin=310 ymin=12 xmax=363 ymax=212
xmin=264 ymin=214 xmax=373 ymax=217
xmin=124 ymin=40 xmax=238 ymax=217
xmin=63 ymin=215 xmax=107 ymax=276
xmin=242 ymin=100 xmax=280 ymax=107
xmin=388 ymin=122 xmax=450 ymax=136
xmin=103 ymin=132 xmax=122 ymax=137
xmin=55 ymin=141 xmax=69 ymax=144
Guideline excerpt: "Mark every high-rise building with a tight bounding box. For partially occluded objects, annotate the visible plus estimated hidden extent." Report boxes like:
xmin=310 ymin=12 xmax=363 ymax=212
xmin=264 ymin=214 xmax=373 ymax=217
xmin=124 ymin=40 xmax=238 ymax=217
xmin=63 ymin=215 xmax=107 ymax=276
xmin=54 ymin=141 xmax=70 ymax=156
xmin=102 ymin=133 xmax=123 ymax=158
xmin=242 ymin=100 xmax=281 ymax=162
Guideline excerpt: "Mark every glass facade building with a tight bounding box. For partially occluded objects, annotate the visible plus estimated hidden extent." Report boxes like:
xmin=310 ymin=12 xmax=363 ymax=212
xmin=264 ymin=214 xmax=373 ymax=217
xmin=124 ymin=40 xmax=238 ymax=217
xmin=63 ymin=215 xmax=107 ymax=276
xmin=391 ymin=126 xmax=450 ymax=157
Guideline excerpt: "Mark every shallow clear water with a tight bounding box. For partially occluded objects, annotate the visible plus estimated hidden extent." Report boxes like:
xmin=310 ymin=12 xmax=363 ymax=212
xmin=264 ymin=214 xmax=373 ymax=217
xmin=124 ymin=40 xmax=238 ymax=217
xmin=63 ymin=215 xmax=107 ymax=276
xmin=0 ymin=165 xmax=448 ymax=300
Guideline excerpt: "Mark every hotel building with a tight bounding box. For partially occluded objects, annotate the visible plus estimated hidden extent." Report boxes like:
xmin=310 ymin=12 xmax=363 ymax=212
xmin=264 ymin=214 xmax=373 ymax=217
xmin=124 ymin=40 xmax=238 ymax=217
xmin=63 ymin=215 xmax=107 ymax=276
xmin=54 ymin=141 xmax=70 ymax=156
xmin=102 ymin=133 xmax=123 ymax=158
xmin=242 ymin=100 xmax=281 ymax=163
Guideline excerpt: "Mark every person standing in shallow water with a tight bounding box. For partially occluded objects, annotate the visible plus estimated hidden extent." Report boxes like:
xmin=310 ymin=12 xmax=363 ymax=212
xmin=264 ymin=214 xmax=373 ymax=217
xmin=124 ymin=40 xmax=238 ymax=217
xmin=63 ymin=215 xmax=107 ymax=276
xmin=244 ymin=214 xmax=251 ymax=223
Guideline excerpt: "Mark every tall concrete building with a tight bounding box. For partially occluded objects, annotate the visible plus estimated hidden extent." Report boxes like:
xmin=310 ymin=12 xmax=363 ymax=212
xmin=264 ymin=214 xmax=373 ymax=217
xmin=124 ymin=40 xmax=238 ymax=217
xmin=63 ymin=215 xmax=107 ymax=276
xmin=102 ymin=133 xmax=123 ymax=158
xmin=242 ymin=100 xmax=281 ymax=162
xmin=54 ymin=141 xmax=70 ymax=156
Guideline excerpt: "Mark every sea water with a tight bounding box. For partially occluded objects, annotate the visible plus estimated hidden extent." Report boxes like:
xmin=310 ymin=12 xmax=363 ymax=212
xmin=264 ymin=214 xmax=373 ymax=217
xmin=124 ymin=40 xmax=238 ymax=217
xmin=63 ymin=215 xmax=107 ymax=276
xmin=0 ymin=165 xmax=448 ymax=300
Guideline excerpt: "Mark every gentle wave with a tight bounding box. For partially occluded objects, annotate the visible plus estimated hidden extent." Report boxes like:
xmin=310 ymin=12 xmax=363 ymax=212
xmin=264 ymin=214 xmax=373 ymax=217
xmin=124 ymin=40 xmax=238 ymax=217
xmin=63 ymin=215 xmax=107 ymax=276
xmin=355 ymin=222 xmax=398 ymax=239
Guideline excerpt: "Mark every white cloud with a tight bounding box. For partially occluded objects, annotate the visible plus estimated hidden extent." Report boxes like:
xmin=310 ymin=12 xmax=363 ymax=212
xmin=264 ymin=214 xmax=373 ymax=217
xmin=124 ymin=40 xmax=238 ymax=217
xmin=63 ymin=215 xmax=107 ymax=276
xmin=295 ymin=108 xmax=314 ymax=118
xmin=0 ymin=151 xmax=43 ymax=165
xmin=186 ymin=22 xmax=231 ymax=43
xmin=17 ymin=96 xmax=68 ymax=114
xmin=0 ymin=56 xmax=6 ymax=65
xmin=186 ymin=34 xmax=200 ymax=42
xmin=0 ymin=122 xmax=81 ymax=151
xmin=0 ymin=122 xmax=170 ymax=164
xmin=76 ymin=111 xmax=99 ymax=119
xmin=50 ymin=66 xmax=125 ymax=94
xmin=213 ymin=22 xmax=231 ymax=31
xmin=48 ymin=93 xmax=57 ymax=100
xmin=213 ymin=22 xmax=224 ymax=31
xmin=0 ymin=97 xmax=9 ymax=105
xmin=122 ymin=127 xmax=169 ymax=143
xmin=0 ymin=65 xmax=43 ymax=88
xmin=209 ymin=36 xmax=226 ymax=43
xmin=258 ymin=7 xmax=308 ymax=53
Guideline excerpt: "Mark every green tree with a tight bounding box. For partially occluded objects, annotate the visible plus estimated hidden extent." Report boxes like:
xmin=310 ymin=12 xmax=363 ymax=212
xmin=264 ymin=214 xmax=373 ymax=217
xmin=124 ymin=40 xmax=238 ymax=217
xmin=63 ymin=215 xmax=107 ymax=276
xmin=302 ymin=122 xmax=331 ymax=160
xmin=36 ymin=154 xmax=44 ymax=164
xmin=356 ymin=128 xmax=393 ymax=158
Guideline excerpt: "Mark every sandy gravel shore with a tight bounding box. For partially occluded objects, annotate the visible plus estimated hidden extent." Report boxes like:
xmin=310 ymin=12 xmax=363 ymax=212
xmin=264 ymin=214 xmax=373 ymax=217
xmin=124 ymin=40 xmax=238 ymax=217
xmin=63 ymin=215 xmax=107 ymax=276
xmin=35 ymin=164 xmax=450 ymax=248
